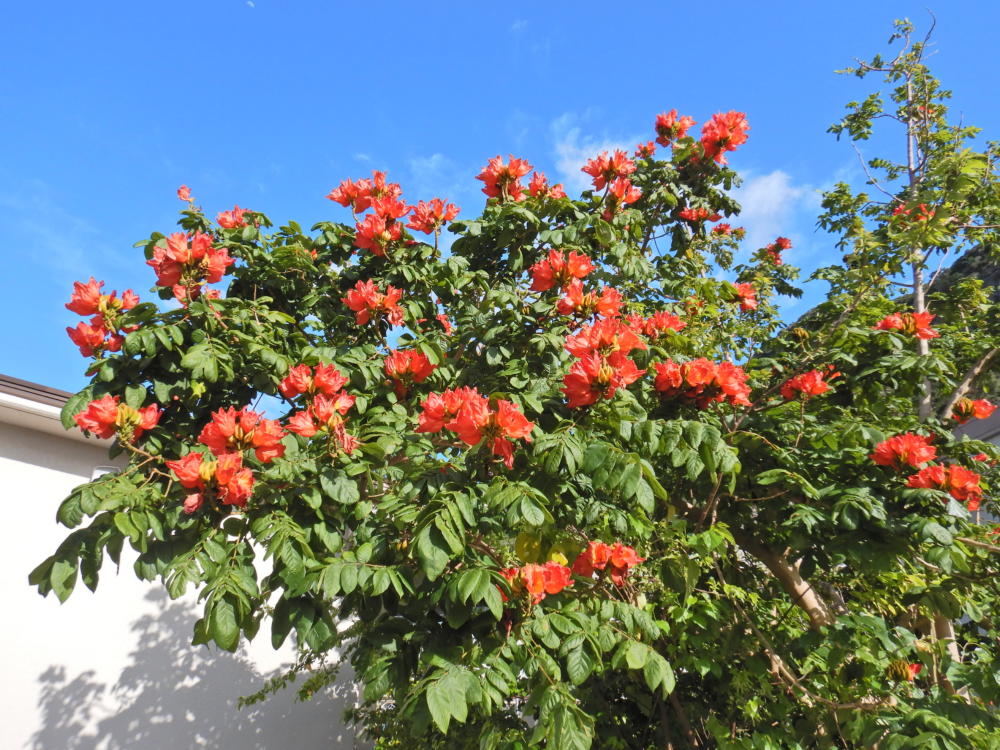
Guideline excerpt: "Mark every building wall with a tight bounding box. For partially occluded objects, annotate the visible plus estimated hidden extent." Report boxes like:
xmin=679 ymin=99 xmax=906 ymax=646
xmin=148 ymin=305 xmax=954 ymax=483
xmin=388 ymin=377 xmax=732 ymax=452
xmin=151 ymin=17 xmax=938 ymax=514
xmin=1 ymin=417 xmax=369 ymax=750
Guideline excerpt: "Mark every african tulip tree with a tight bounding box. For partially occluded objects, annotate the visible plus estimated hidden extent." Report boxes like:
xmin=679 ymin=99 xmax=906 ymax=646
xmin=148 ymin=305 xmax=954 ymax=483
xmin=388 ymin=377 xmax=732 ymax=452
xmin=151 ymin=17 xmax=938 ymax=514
xmin=33 ymin=21 xmax=1000 ymax=749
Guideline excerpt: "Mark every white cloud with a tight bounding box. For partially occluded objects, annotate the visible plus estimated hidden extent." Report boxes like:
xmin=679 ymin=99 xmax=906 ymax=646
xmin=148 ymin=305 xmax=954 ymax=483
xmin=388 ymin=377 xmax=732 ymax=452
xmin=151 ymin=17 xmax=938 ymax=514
xmin=731 ymin=170 xmax=820 ymax=250
xmin=407 ymin=153 xmax=470 ymax=203
xmin=549 ymin=113 xmax=639 ymax=195
xmin=510 ymin=19 xmax=528 ymax=33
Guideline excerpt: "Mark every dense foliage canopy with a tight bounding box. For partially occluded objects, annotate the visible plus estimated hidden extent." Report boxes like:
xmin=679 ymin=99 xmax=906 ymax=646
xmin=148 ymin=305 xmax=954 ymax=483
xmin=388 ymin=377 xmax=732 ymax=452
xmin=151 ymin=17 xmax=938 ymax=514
xmin=33 ymin=21 xmax=1000 ymax=749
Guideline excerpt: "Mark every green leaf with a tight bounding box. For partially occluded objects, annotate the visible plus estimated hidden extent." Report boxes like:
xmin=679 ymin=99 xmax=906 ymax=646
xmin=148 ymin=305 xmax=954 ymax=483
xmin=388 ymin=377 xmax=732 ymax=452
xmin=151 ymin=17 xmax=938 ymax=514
xmin=209 ymin=595 xmax=240 ymax=652
xmin=319 ymin=472 xmax=359 ymax=505
xmin=415 ymin=525 xmax=451 ymax=580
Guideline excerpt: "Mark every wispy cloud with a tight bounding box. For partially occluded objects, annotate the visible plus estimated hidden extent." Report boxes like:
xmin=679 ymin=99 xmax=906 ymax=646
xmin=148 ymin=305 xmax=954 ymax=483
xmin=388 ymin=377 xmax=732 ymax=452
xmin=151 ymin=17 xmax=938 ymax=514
xmin=549 ymin=113 xmax=639 ymax=195
xmin=731 ymin=170 xmax=821 ymax=250
xmin=407 ymin=153 xmax=473 ymax=205
xmin=510 ymin=19 xmax=528 ymax=33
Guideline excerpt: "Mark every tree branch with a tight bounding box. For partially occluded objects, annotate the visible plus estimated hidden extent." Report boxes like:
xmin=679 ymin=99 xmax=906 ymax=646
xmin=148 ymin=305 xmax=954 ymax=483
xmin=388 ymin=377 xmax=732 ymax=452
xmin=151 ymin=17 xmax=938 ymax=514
xmin=939 ymin=348 xmax=999 ymax=421
xmin=736 ymin=538 xmax=835 ymax=630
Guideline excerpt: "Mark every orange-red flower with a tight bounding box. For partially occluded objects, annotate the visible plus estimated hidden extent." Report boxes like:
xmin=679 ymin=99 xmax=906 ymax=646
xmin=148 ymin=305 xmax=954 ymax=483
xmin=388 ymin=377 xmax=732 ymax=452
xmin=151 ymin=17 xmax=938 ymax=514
xmin=581 ymin=150 xmax=636 ymax=191
xmin=67 ymin=320 xmax=121 ymax=357
xmin=198 ymin=406 xmax=286 ymax=463
xmin=529 ymin=249 xmax=594 ymax=292
xmin=556 ymin=281 xmax=622 ymax=319
xmin=635 ymin=141 xmax=657 ymax=158
xmin=780 ymin=369 xmax=836 ymax=401
xmin=384 ymin=349 xmax=436 ymax=397
xmin=217 ymin=205 xmax=249 ymax=229
xmin=342 ymin=280 xmax=404 ymax=326
xmin=279 ymin=363 xmax=349 ymax=400
xmin=572 ymin=540 xmax=643 ymax=586
xmin=147 ymin=232 xmax=234 ymax=300
xmin=406 ymin=198 xmax=460 ymax=234
xmin=654 ymin=110 xmax=696 ymax=147
xmin=354 ymin=213 xmax=403 ymax=257
xmin=700 ymin=111 xmax=750 ymax=164
xmin=527 ymin=172 xmax=566 ymax=199
xmin=167 ymin=451 xmax=255 ymax=512
xmin=952 ymin=398 xmax=996 ymax=424
xmin=565 ymin=318 xmax=647 ymax=360
xmin=732 ymin=283 xmax=758 ymax=312
xmin=870 ymin=433 xmax=937 ymax=470
xmin=874 ymin=311 xmax=939 ymax=340
xmin=74 ymin=395 xmax=161 ymax=442
xmin=516 ymin=562 xmax=573 ymax=604
xmin=907 ymin=464 xmax=983 ymax=511
xmin=678 ymin=207 xmax=721 ymax=223
xmin=286 ymin=393 xmax=358 ymax=453
xmin=603 ymin=177 xmax=642 ymax=219
xmin=177 ymin=185 xmax=193 ymax=202
xmin=562 ymin=351 xmax=645 ymax=408
xmin=476 ymin=155 xmax=532 ymax=202
xmin=652 ymin=358 xmax=751 ymax=408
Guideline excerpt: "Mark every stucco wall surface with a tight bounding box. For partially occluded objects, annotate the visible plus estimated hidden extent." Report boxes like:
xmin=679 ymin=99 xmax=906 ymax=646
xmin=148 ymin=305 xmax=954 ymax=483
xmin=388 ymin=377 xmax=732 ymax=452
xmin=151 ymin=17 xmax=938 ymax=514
xmin=1 ymin=419 xmax=369 ymax=750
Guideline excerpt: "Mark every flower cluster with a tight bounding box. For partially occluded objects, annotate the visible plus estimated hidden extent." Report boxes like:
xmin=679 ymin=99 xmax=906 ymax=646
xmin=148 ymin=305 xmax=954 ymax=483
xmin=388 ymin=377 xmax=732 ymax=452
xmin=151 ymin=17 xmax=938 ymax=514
xmin=562 ymin=319 xmax=647 ymax=408
xmin=870 ymin=433 xmax=937 ymax=470
xmin=65 ymin=278 xmax=139 ymax=357
xmin=342 ymin=280 xmax=404 ymax=326
xmin=635 ymin=141 xmax=656 ymax=158
xmin=279 ymin=363 xmax=348 ymax=400
xmin=874 ymin=311 xmax=939 ymax=340
xmin=556 ymin=281 xmax=622 ymax=320
xmin=711 ymin=223 xmax=745 ymax=238
xmin=217 ymin=205 xmax=250 ymax=229
xmin=499 ymin=562 xmax=573 ymax=605
xmin=603 ymin=176 xmax=642 ymax=220
xmin=654 ymin=110 xmax=695 ymax=147
xmin=572 ymin=541 xmax=644 ymax=587
xmin=951 ymin=398 xmax=997 ymax=424
xmin=167 ymin=452 xmax=254 ymax=513
xmin=529 ymin=249 xmax=594 ymax=292
xmin=74 ymin=395 xmax=161 ymax=442
xmin=907 ymin=464 xmax=984 ymax=511
xmin=892 ymin=202 xmax=935 ymax=223
xmin=476 ymin=155 xmax=533 ymax=202
xmin=199 ymin=406 xmax=286 ymax=463
xmin=406 ymin=198 xmax=460 ymax=235
xmin=732 ymin=283 xmax=758 ymax=312
xmin=763 ymin=236 xmax=792 ymax=265
xmin=780 ymin=369 xmax=837 ymax=401
xmin=177 ymin=185 xmax=193 ymax=202
xmin=653 ymin=358 xmax=751 ymax=408
xmin=678 ymin=207 xmax=721 ymax=223
xmin=280 ymin=363 xmax=357 ymax=451
xmin=624 ymin=311 xmax=687 ymax=340
xmin=147 ymin=232 xmax=234 ymax=303
xmin=417 ymin=388 xmax=534 ymax=468
xmin=527 ymin=172 xmax=567 ymax=199
xmin=327 ymin=170 xmax=401 ymax=213
xmin=384 ymin=349 xmax=436 ymax=397
xmin=581 ymin=150 xmax=636 ymax=191
xmin=699 ymin=111 xmax=750 ymax=164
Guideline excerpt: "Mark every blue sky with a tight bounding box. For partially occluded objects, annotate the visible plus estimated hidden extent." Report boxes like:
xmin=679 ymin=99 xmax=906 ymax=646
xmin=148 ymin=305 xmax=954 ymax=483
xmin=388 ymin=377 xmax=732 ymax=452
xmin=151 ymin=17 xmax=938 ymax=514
xmin=2 ymin=1 xmax=999 ymax=392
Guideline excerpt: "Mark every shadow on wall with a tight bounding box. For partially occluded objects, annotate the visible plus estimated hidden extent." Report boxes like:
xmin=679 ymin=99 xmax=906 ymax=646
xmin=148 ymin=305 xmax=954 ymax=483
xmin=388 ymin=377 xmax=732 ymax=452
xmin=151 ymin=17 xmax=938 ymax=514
xmin=29 ymin=589 xmax=369 ymax=750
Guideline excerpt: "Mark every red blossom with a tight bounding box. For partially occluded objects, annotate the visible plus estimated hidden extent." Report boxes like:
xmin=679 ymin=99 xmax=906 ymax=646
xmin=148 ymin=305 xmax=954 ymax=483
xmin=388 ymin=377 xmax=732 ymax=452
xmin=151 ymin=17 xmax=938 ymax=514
xmin=279 ymin=363 xmax=349 ymax=399
xmin=581 ymin=150 xmax=636 ymax=191
xmin=527 ymin=172 xmax=566 ymax=199
xmin=67 ymin=319 xmax=120 ymax=357
xmin=476 ymin=155 xmax=532 ymax=202
xmin=354 ymin=213 xmax=402 ymax=257
xmin=572 ymin=540 xmax=643 ymax=586
xmin=529 ymin=250 xmax=594 ymax=292
xmin=635 ymin=141 xmax=656 ymax=158
xmin=168 ymin=452 xmax=255 ymax=512
xmin=326 ymin=177 xmax=371 ymax=210
xmin=678 ymin=207 xmax=721 ymax=223
xmin=515 ymin=562 xmax=574 ymax=604
xmin=652 ymin=358 xmax=751 ymax=408
xmin=177 ymin=185 xmax=192 ymax=202
xmin=217 ymin=205 xmax=249 ymax=229
xmin=699 ymin=111 xmax=750 ymax=164
xmin=603 ymin=177 xmax=642 ymax=219
xmin=342 ymin=280 xmax=404 ymax=326
xmin=780 ymin=369 xmax=837 ymax=401
xmin=198 ymin=406 xmax=286 ymax=463
xmin=74 ymin=395 xmax=161 ymax=442
xmin=952 ymin=398 xmax=996 ymax=424
xmin=654 ymin=110 xmax=696 ymax=147
xmin=556 ymin=281 xmax=622 ymax=319
xmin=874 ymin=311 xmax=939 ymax=340
xmin=870 ymin=433 xmax=937 ymax=470
xmin=406 ymin=198 xmax=460 ymax=234
xmin=763 ymin=236 xmax=791 ymax=265
xmin=907 ymin=464 xmax=983 ymax=511
xmin=732 ymin=283 xmax=758 ymax=312
xmin=565 ymin=318 xmax=647 ymax=360
xmin=384 ymin=349 xmax=436 ymax=397
xmin=147 ymin=232 xmax=233 ymax=298
xmin=562 ymin=351 xmax=645 ymax=408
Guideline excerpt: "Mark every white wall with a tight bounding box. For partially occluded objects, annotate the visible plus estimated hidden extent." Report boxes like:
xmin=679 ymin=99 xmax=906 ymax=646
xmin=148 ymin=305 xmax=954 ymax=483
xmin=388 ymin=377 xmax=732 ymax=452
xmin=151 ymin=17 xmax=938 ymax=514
xmin=0 ymin=418 xmax=369 ymax=749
